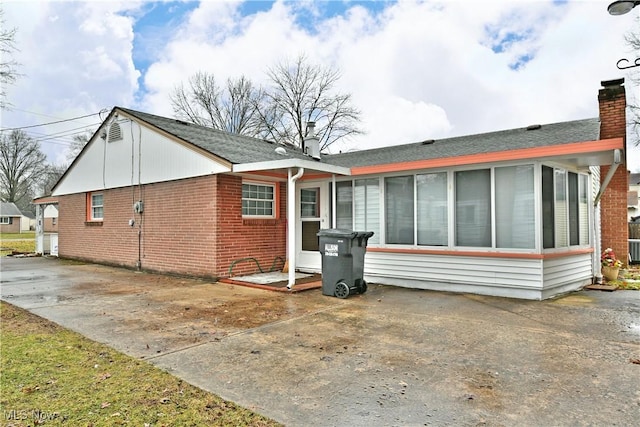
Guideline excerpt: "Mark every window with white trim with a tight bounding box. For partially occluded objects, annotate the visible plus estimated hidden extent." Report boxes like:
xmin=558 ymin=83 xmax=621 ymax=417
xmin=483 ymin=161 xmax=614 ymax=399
xmin=242 ymin=182 xmax=275 ymax=217
xmin=0 ymin=217 xmax=10 ymax=224
xmin=91 ymin=193 xmax=104 ymax=220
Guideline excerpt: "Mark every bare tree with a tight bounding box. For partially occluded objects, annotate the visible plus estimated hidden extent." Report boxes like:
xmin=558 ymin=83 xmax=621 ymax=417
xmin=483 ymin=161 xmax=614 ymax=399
xmin=259 ymin=54 xmax=362 ymax=150
xmin=0 ymin=7 xmax=19 ymax=110
xmin=171 ymin=72 xmax=264 ymax=136
xmin=171 ymin=55 xmax=363 ymax=151
xmin=66 ymin=131 xmax=92 ymax=163
xmin=0 ymin=130 xmax=47 ymax=210
xmin=40 ymin=163 xmax=67 ymax=197
xmin=623 ymin=16 xmax=640 ymax=145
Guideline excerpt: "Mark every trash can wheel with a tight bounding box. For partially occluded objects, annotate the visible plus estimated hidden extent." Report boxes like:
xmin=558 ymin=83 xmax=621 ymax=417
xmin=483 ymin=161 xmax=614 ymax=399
xmin=335 ymin=282 xmax=350 ymax=299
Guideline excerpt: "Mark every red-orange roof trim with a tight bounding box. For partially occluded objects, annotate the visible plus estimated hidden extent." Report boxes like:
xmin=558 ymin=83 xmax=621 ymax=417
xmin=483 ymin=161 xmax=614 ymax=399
xmin=351 ymin=138 xmax=622 ymax=176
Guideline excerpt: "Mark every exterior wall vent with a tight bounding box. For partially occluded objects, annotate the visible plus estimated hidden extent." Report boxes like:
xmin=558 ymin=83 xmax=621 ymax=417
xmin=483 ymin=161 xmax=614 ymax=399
xmin=107 ymin=122 xmax=123 ymax=142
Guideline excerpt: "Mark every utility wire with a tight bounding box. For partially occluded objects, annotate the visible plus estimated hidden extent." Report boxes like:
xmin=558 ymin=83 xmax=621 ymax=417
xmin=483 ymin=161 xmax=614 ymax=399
xmin=0 ymin=112 xmax=102 ymax=131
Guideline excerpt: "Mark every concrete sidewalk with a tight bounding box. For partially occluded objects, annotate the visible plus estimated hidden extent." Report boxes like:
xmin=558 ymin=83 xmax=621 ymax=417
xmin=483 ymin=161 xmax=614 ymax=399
xmin=2 ymin=256 xmax=640 ymax=426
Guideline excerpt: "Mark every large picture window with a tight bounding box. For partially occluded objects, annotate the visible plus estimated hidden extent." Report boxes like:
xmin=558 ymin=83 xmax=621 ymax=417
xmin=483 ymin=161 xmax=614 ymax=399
xmin=242 ymin=183 xmax=274 ymax=217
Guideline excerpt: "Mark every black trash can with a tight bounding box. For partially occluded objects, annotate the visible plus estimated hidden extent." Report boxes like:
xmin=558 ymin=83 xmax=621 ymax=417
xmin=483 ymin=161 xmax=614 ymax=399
xmin=317 ymin=229 xmax=374 ymax=299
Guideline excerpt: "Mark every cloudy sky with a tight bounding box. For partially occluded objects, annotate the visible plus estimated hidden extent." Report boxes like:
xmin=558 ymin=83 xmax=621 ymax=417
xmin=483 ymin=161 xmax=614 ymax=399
xmin=2 ymin=0 xmax=639 ymax=169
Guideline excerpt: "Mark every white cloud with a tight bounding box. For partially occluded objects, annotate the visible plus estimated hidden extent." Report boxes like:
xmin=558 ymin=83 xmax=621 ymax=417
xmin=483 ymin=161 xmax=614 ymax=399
xmin=2 ymin=0 xmax=638 ymax=169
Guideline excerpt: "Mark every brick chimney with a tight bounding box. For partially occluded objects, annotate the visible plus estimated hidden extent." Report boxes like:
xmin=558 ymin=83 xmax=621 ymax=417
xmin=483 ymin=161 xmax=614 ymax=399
xmin=598 ymin=78 xmax=628 ymax=265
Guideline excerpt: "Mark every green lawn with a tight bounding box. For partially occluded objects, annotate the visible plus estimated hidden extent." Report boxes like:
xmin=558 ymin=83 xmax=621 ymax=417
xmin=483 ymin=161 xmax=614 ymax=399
xmin=0 ymin=232 xmax=35 ymax=256
xmin=0 ymin=302 xmax=281 ymax=427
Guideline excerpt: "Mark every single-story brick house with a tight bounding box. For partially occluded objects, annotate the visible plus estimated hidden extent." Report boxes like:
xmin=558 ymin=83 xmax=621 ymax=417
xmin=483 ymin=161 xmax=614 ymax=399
xmin=0 ymin=202 xmax=29 ymax=233
xmin=51 ymin=79 xmax=628 ymax=300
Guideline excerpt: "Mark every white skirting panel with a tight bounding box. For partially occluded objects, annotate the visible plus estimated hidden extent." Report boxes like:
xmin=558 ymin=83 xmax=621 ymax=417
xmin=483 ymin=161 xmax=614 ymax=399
xmin=361 ymin=251 xmax=590 ymax=300
xmin=363 ymin=251 xmax=544 ymax=299
xmin=541 ymin=253 xmax=593 ymax=299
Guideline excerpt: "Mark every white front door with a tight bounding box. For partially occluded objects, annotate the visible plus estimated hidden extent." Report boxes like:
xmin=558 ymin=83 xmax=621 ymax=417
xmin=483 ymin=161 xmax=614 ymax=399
xmin=297 ymin=182 xmax=329 ymax=271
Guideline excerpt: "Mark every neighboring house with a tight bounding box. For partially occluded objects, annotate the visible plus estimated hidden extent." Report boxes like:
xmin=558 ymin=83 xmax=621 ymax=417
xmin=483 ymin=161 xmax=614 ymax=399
xmin=43 ymin=204 xmax=59 ymax=232
xmin=0 ymin=202 xmax=26 ymax=233
xmin=50 ymin=79 xmax=628 ymax=300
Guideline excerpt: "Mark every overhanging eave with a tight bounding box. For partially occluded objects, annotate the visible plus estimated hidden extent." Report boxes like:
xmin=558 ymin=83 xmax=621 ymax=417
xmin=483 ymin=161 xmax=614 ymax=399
xmin=232 ymin=158 xmax=351 ymax=176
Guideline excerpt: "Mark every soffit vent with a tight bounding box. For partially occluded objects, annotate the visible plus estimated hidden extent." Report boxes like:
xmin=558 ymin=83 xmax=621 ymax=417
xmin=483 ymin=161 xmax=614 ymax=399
xmin=108 ymin=122 xmax=123 ymax=143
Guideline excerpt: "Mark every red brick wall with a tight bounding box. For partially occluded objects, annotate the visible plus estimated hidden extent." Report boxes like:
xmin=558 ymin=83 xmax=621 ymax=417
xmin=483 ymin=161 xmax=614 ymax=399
xmin=43 ymin=217 xmax=58 ymax=233
xmin=215 ymin=175 xmax=287 ymax=277
xmin=0 ymin=219 xmax=20 ymax=233
xmin=140 ymin=175 xmax=218 ymax=277
xmin=58 ymin=174 xmax=287 ymax=279
xmin=598 ymin=79 xmax=628 ymax=265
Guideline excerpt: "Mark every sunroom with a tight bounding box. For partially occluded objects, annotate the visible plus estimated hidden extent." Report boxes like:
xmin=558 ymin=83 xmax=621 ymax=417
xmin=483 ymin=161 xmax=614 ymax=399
xmin=296 ymin=118 xmax=621 ymax=300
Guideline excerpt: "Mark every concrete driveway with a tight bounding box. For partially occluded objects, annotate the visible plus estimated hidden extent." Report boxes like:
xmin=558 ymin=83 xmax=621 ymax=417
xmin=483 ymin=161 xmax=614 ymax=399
xmin=2 ymin=256 xmax=640 ymax=426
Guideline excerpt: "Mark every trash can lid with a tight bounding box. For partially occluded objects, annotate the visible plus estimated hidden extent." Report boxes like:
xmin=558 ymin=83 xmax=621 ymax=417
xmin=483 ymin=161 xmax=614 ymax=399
xmin=317 ymin=229 xmax=374 ymax=239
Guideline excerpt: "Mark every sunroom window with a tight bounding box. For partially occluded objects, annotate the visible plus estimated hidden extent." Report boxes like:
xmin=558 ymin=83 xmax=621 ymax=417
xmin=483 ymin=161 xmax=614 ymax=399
xmin=417 ymin=172 xmax=448 ymax=246
xmin=455 ymin=169 xmax=491 ymax=247
xmin=542 ymin=166 xmax=589 ymax=249
xmin=385 ymin=176 xmax=414 ymax=244
xmin=354 ymin=179 xmax=380 ymax=244
xmin=495 ymin=165 xmax=535 ymax=249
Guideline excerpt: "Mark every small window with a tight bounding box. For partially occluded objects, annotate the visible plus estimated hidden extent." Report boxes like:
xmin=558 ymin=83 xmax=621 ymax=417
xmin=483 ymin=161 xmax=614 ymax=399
xmin=52 ymin=217 xmax=57 ymax=225
xmin=0 ymin=217 xmax=10 ymax=224
xmin=242 ymin=183 xmax=275 ymax=217
xmin=89 ymin=193 xmax=104 ymax=220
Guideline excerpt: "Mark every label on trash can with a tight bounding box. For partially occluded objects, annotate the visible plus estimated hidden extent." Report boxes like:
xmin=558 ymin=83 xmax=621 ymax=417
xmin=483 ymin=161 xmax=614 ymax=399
xmin=324 ymin=243 xmax=339 ymax=257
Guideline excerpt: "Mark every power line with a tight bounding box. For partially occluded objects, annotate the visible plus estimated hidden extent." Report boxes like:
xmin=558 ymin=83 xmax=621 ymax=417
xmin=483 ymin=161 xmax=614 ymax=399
xmin=0 ymin=112 xmax=102 ymax=131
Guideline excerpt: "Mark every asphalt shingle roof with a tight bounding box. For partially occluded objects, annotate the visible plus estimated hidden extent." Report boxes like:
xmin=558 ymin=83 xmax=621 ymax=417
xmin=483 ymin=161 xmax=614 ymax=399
xmin=118 ymin=107 xmax=601 ymax=170
xmin=0 ymin=202 xmax=23 ymax=217
xmin=324 ymin=118 xmax=601 ymax=168
xmin=118 ymin=108 xmax=311 ymax=164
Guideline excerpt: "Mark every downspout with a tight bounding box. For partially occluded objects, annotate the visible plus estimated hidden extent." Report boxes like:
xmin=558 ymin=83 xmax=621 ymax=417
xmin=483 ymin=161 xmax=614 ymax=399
xmin=287 ymin=167 xmax=304 ymax=290
xmin=332 ymin=174 xmax=337 ymax=227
